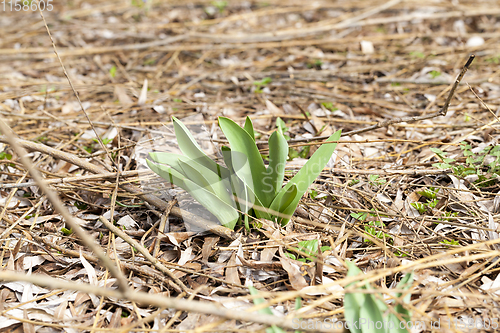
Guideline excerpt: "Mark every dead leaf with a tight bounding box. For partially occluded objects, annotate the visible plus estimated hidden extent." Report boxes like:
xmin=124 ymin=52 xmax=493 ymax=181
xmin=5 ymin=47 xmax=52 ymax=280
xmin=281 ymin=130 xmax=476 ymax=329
xmin=278 ymin=247 xmax=308 ymax=290
xmin=225 ymin=252 xmax=241 ymax=285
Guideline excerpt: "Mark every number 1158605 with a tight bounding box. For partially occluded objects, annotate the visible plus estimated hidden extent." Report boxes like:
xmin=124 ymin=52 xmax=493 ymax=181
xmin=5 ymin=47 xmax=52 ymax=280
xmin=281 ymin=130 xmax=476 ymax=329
xmin=1 ymin=0 xmax=53 ymax=11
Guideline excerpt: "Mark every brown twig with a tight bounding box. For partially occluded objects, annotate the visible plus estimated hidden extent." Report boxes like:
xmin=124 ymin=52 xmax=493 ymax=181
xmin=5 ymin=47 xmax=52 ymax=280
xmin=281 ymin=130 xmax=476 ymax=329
xmin=0 ymin=271 xmax=339 ymax=333
xmin=285 ymin=55 xmax=476 ymax=143
xmin=98 ymin=216 xmax=189 ymax=293
xmin=0 ymin=135 xmax=238 ymax=240
xmin=37 ymin=5 xmax=117 ymax=171
xmin=0 ymin=116 xmax=130 ymax=294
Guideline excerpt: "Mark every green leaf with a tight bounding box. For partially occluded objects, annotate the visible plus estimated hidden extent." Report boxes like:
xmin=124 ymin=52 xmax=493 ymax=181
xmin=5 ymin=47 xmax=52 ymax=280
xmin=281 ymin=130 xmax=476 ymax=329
xmin=61 ymin=227 xmax=73 ymax=235
xmin=221 ymin=146 xmax=260 ymax=220
xmin=275 ymin=184 xmax=297 ymax=223
xmin=344 ymin=261 xmax=365 ymax=333
xmin=254 ymin=77 xmax=272 ymax=86
xmin=359 ymin=294 xmax=387 ymax=333
xmin=297 ymin=239 xmax=318 ymax=257
xmin=266 ymin=131 xmax=288 ymax=196
xmin=270 ymin=130 xmax=341 ymax=225
xmin=244 ymin=116 xmax=255 ymax=141
xmin=148 ymin=152 xmax=233 ymax=206
xmin=219 ymin=117 xmax=272 ymax=206
xmin=351 ymin=211 xmax=368 ymax=221
xmin=344 ymin=261 xmax=388 ymax=333
xmin=388 ymin=273 xmax=414 ymax=333
xmin=109 ymin=66 xmax=117 ymax=78
xmin=295 ymin=297 xmax=302 ymax=310
xmin=177 ymin=159 xmax=236 ymax=208
xmin=276 ymin=117 xmax=287 ymax=134
xmin=172 ymin=116 xmax=226 ymax=177
xmin=147 ymin=159 xmax=239 ymax=229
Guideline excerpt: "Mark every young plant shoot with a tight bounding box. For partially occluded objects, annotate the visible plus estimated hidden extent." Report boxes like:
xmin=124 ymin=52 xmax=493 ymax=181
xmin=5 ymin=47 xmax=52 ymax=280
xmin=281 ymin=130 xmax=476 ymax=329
xmin=147 ymin=116 xmax=341 ymax=230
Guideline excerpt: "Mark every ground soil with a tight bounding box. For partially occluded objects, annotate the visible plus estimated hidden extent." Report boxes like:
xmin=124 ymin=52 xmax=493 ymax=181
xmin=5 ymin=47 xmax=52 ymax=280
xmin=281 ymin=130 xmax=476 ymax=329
xmin=1 ymin=1 xmax=500 ymax=332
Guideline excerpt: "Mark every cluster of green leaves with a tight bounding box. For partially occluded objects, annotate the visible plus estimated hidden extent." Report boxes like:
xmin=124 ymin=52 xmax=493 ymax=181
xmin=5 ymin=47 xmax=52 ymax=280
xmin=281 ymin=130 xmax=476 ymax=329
xmin=147 ymin=116 xmax=341 ymax=229
xmin=83 ymin=137 xmax=112 ymax=154
xmin=0 ymin=151 xmax=14 ymax=169
xmin=369 ymin=174 xmax=387 ymax=186
xmin=411 ymin=187 xmax=439 ymax=214
xmin=0 ymin=151 xmax=12 ymax=161
xmin=285 ymin=239 xmax=331 ymax=262
xmin=351 ymin=211 xmax=408 ymax=256
xmin=351 ymin=211 xmax=392 ymax=242
xmin=432 ymin=142 xmax=500 ymax=187
xmin=344 ymin=261 xmax=413 ymax=333
xmin=410 ymin=186 xmax=458 ymax=226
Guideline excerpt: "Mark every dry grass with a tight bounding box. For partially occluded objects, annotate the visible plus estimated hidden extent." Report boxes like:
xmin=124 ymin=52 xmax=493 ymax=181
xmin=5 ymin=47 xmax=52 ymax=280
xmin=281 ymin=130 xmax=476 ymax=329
xmin=1 ymin=0 xmax=500 ymax=332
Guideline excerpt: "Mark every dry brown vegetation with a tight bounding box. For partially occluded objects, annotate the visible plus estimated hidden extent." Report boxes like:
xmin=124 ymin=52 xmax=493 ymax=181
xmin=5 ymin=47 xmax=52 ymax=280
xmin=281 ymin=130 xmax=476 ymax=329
xmin=1 ymin=0 xmax=500 ymax=332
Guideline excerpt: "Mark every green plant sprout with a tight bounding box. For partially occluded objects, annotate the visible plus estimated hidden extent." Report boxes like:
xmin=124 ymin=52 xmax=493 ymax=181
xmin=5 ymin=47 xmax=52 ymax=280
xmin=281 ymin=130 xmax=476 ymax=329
xmin=429 ymin=70 xmax=441 ymax=78
xmin=285 ymin=239 xmax=331 ymax=262
xmin=93 ymin=137 xmax=112 ymax=145
xmin=253 ymin=77 xmax=272 ymax=93
xmin=61 ymin=227 xmax=73 ymax=235
xmin=410 ymin=202 xmax=427 ymax=214
xmin=307 ymin=59 xmax=323 ymax=69
xmin=440 ymin=239 xmax=459 ymax=246
xmin=344 ymin=261 xmax=413 ymax=333
xmin=417 ymin=187 xmax=438 ymax=200
xmin=369 ymin=174 xmax=386 ymax=186
xmin=486 ymin=55 xmax=500 ymax=64
xmin=84 ymin=137 xmax=112 ymax=154
xmin=321 ymin=101 xmax=338 ymax=112
xmin=0 ymin=151 xmax=12 ymax=160
xmin=363 ymin=220 xmax=392 ymax=243
xmin=439 ymin=211 xmax=458 ymax=222
xmin=74 ymin=201 xmax=88 ymax=210
xmin=432 ymin=142 xmax=500 ymax=187
xmin=351 ymin=211 xmax=394 ymax=244
xmin=147 ymin=116 xmax=341 ymax=229
xmin=109 ymin=66 xmax=117 ymax=78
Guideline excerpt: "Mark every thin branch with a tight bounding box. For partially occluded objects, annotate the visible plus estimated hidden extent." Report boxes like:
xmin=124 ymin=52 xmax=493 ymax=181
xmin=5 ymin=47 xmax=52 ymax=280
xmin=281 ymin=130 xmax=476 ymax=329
xmin=0 ymin=117 xmax=130 ymax=294
xmin=37 ymin=4 xmax=117 ymax=171
xmin=98 ymin=216 xmax=189 ymax=293
xmin=0 ymin=271 xmax=341 ymax=333
xmin=287 ymin=54 xmax=476 ymax=143
xmin=0 ymin=134 xmax=238 ymax=240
